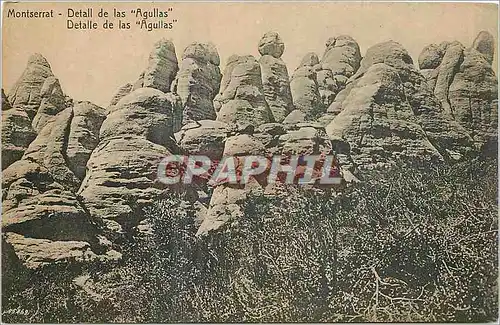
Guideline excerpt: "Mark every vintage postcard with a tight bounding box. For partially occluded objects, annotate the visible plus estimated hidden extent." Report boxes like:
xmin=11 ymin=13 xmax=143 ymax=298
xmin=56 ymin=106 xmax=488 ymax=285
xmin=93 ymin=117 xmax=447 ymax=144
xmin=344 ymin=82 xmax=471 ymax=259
xmin=1 ymin=1 xmax=498 ymax=323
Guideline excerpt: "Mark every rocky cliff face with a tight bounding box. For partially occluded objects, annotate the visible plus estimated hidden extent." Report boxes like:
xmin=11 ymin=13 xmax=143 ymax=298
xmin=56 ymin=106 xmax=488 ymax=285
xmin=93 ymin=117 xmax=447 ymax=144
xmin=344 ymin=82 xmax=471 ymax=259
xmin=78 ymin=88 xmax=178 ymax=232
xmin=2 ymin=31 xmax=497 ymax=268
xmin=199 ymin=53 xmax=273 ymax=235
xmin=2 ymin=54 xmax=66 ymax=170
xmin=419 ymin=31 xmax=498 ymax=154
xmin=197 ymin=35 xmax=343 ymax=235
xmin=326 ymin=59 xmax=443 ymax=169
xmin=76 ymin=40 xmax=190 ymax=234
xmin=2 ymin=97 xmax=115 ymax=268
xmin=324 ymin=36 xmax=493 ymax=170
xmin=175 ymin=120 xmax=228 ymax=161
xmin=289 ymin=35 xmax=362 ymax=125
xmin=2 ymin=54 xmax=120 ymax=268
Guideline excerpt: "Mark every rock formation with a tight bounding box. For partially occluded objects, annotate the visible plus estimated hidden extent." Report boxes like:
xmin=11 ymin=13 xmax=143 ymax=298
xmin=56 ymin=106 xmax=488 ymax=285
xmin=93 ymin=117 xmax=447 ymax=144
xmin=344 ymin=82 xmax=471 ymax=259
xmin=78 ymin=88 xmax=178 ymax=231
xmin=472 ymin=31 xmax=495 ymax=64
xmin=280 ymin=122 xmax=333 ymax=156
xmin=2 ymin=93 xmax=36 ymax=169
xmin=317 ymin=36 xmax=361 ymax=108
xmin=326 ymin=61 xmax=442 ymax=169
xmin=171 ymin=42 xmax=222 ymax=124
xmin=196 ymin=118 xmax=342 ymax=236
xmin=2 ymin=53 xmax=74 ymax=172
xmin=433 ymin=41 xmax=465 ymax=116
xmin=195 ymin=134 xmax=267 ymax=236
xmin=1 ymin=32 xmax=497 ymax=266
xmin=448 ymin=47 xmax=497 ymax=152
xmin=108 ymin=83 xmax=133 ymax=113
xmin=2 ymin=88 xmax=11 ymax=110
xmin=418 ymin=42 xmax=449 ymax=70
xmin=3 ymin=54 xmax=67 ymax=169
xmin=290 ymin=36 xmax=361 ymax=124
xmin=199 ymin=54 xmax=273 ymax=235
xmin=32 ymin=76 xmax=67 ymax=132
xmin=67 ymin=101 xmax=107 ymax=180
xmin=289 ymin=54 xmax=323 ymax=120
xmin=198 ymin=52 xmax=277 ymax=235
xmin=215 ymin=55 xmax=274 ymax=130
xmin=3 ymin=232 xmax=105 ymax=269
xmin=175 ymin=120 xmax=228 ymax=161
xmin=197 ymin=42 xmax=342 ymax=235
xmin=326 ymin=40 xmax=478 ymax=169
xmin=258 ymin=31 xmax=285 ymax=58
xmin=257 ymin=32 xmax=294 ymax=122
xmin=134 ymin=39 xmax=179 ymax=93
xmin=7 ymin=53 xmax=56 ymax=120
xmin=283 ymin=109 xmax=307 ymax=124
xmin=2 ymin=103 xmax=110 ymax=268
xmin=419 ymin=31 xmax=498 ymax=153
xmin=122 ymin=40 xmax=184 ymax=131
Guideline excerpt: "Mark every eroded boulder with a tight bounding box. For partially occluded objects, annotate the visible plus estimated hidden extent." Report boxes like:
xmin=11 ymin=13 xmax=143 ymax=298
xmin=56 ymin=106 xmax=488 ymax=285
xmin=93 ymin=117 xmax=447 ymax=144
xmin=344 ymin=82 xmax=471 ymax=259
xmin=175 ymin=120 xmax=228 ymax=161
xmin=280 ymin=122 xmax=333 ymax=156
xmin=216 ymin=55 xmax=274 ymax=130
xmin=258 ymin=31 xmax=285 ymax=58
xmin=78 ymin=88 xmax=178 ymax=228
xmin=418 ymin=42 xmax=449 ymax=70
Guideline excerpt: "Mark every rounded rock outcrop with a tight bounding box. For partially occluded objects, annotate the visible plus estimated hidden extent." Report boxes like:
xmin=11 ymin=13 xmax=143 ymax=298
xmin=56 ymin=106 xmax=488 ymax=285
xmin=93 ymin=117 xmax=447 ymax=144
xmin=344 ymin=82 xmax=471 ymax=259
xmin=215 ymin=55 xmax=274 ymax=130
xmin=258 ymin=31 xmax=285 ymax=58
xmin=78 ymin=88 xmax=179 ymax=227
xmin=171 ymin=42 xmax=222 ymax=125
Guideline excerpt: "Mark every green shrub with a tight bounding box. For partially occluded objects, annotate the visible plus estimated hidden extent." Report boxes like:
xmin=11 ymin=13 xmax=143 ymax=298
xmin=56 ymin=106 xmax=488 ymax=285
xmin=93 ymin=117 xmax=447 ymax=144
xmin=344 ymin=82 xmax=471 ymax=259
xmin=2 ymin=157 xmax=497 ymax=322
xmin=328 ymin=158 xmax=498 ymax=322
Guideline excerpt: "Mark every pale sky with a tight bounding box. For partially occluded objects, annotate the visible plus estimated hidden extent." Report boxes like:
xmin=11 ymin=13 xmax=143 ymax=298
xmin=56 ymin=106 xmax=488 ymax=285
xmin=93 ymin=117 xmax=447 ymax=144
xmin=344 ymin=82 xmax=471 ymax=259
xmin=2 ymin=2 xmax=498 ymax=107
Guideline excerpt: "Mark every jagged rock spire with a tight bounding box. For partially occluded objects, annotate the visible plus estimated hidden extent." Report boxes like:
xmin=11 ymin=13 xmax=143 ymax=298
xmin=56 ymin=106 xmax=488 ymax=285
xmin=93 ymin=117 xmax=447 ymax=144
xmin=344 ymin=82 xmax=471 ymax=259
xmin=171 ymin=42 xmax=222 ymax=124
xmin=257 ymin=32 xmax=294 ymax=122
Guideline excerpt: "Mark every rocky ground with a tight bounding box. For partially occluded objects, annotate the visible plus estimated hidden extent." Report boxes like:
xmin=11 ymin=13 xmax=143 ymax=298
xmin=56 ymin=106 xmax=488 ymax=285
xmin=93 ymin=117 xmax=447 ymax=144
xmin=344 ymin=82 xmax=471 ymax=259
xmin=1 ymin=31 xmax=498 ymax=322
